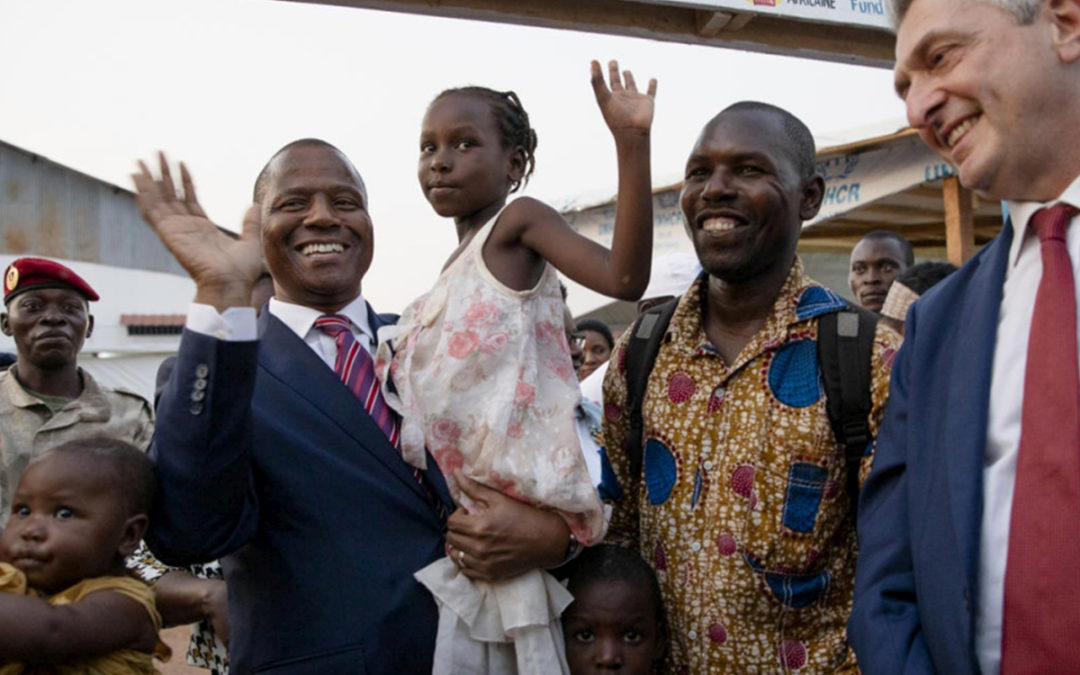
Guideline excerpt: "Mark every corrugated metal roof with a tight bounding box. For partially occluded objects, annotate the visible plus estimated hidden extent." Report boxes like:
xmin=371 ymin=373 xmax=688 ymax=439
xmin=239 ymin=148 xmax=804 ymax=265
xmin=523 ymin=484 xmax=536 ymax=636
xmin=0 ymin=139 xmax=187 ymax=276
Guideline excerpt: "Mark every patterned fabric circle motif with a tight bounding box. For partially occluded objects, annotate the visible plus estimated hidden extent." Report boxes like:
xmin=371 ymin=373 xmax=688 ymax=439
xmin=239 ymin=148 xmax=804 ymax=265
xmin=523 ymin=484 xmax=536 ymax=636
xmin=644 ymin=439 xmax=677 ymax=505
xmin=668 ymin=371 xmax=695 ymax=403
xmin=767 ymin=339 xmax=823 ymax=408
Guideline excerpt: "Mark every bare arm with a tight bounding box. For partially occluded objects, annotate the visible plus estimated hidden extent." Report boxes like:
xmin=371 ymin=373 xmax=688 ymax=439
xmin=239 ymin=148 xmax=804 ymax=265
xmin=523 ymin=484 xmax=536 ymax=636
xmin=0 ymin=589 xmax=157 ymax=662
xmin=131 ymin=153 xmax=263 ymax=312
xmin=444 ymin=472 xmax=570 ymax=582
xmin=153 ymin=570 xmax=228 ymax=646
xmin=510 ymin=60 xmax=656 ymax=301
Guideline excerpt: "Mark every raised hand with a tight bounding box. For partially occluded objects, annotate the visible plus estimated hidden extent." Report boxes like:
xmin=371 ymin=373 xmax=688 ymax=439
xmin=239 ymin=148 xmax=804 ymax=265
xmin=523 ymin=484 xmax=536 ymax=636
xmin=132 ymin=153 xmax=264 ymax=311
xmin=590 ymin=59 xmax=657 ymax=135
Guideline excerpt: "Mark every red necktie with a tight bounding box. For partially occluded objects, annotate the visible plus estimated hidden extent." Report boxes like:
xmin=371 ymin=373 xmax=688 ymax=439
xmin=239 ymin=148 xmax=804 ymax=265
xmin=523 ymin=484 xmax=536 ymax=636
xmin=315 ymin=314 xmax=447 ymax=521
xmin=1002 ymin=203 xmax=1080 ymax=674
xmin=315 ymin=314 xmax=400 ymax=447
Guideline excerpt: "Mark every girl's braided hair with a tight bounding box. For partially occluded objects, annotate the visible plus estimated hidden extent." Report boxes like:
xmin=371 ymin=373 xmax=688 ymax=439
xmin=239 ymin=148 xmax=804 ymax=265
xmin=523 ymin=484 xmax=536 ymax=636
xmin=433 ymin=86 xmax=538 ymax=193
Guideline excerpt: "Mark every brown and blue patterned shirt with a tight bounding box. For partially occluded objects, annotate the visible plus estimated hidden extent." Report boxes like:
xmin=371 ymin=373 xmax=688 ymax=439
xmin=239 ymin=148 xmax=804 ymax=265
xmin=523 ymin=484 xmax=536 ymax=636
xmin=602 ymin=260 xmax=899 ymax=674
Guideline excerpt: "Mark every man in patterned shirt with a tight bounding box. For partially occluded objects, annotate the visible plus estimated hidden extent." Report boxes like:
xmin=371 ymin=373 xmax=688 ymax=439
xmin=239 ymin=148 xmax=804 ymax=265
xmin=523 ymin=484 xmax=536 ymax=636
xmin=602 ymin=102 xmax=900 ymax=673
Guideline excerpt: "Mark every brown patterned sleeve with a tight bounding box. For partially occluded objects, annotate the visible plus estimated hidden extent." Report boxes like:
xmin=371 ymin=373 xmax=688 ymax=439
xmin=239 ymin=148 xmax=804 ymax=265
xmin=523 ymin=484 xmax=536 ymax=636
xmin=600 ymin=327 xmax=640 ymax=549
xmin=860 ymin=323 xmax=904 ymax=486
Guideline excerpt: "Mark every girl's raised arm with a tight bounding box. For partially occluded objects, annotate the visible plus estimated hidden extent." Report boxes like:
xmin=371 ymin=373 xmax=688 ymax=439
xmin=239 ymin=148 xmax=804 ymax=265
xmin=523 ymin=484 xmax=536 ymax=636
xmin=515 ymin=59 xmax=656 ymax=301
xmin=0 ymin=590 xmax=157 ymax=662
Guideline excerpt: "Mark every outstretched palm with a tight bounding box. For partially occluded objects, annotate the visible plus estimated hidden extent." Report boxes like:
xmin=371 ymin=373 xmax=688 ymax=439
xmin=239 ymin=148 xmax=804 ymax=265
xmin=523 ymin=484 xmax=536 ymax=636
xmin=133 ymin=154 xmax=264 ymax=306
xmin=591 ymin=59 xmax=657 ymax=134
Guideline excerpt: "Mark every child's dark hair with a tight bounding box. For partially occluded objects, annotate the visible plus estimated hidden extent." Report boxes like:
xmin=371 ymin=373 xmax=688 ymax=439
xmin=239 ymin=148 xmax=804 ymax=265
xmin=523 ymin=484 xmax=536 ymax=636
xmin=433 ymin=87 xmax=538 ymax=193
xmin=566 ymin=544 xmax=665 ymax=628
xmin=43 ymin=437 xmax=155 ymax=517
xmin=895 ymin=260 xmax=957 ymax=295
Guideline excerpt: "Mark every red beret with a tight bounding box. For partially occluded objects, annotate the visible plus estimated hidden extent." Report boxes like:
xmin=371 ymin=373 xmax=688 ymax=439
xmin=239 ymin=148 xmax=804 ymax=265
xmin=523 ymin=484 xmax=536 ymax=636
xmin=3 ymin=257 xmax=100 ymax=304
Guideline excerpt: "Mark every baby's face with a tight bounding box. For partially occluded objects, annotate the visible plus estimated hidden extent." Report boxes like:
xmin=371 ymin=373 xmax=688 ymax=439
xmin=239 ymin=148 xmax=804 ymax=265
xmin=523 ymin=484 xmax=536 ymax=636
xmin=563 ymin=579 xmax=664 ymax=675
xmin=0 ymin=453 xmax=129 ymax=594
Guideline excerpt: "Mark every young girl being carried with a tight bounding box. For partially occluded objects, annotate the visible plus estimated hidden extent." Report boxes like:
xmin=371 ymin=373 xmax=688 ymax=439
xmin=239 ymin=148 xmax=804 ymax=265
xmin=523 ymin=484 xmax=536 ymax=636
xmin=0 ymin=438 xmax=170 ymax=673
xmin=375 ymin=60 xmax=655 ymax=675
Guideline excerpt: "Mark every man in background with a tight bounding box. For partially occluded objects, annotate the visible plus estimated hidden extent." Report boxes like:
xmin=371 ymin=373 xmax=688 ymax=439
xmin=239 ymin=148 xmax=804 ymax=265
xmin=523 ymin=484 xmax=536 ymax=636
xmin=848 ymin=230 xmax=914 ymax=313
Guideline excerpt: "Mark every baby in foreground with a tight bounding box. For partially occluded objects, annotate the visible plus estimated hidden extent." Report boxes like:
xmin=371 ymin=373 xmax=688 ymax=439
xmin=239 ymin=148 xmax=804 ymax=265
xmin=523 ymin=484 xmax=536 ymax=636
xmin=0 ymin=437 xmax=170 ymax=673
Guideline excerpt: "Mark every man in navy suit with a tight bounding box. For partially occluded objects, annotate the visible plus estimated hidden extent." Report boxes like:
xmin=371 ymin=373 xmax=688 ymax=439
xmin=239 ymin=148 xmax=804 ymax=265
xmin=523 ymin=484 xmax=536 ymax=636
xmin=850 ymin=1 xmax=1080 ymax=673
xmin=132 ymin=141 xmax=576 ymax=673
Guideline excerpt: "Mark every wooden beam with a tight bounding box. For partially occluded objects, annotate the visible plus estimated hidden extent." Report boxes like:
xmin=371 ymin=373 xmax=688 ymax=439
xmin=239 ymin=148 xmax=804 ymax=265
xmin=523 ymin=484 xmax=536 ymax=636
xmin=280 ymin=0 xmax=895 ymax=67
xmin=943 ymin=175 xmax=975 ymax=265
xmin=696 ymin=10 xmax=732 ymax=36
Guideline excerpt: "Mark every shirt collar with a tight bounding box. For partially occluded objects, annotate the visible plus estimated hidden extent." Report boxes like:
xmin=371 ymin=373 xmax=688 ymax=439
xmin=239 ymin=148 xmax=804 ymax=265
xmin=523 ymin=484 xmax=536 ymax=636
xmin=268 ymin=294 xmax=374 ymax=343
xmin=667 ymin=258 xmax=822 ymax=362
xmin=1006 ymin=173 xmax=1080 ymax=268
xmin=0 ymin=366 xmax=106 ymax=412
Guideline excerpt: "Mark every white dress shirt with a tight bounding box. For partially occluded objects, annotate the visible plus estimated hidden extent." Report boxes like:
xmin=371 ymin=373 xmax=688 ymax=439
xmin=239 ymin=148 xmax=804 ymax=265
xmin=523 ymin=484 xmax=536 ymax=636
xmin=976 ymin=175 xmax=1080 ymax=675
xmin=184 ymin=294 xmax=377 ymax=364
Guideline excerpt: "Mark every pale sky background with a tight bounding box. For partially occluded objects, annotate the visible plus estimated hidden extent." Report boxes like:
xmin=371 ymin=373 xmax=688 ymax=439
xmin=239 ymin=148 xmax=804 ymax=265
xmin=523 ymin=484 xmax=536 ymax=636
xmin=0 ymin=0 xmax=906 ymax=314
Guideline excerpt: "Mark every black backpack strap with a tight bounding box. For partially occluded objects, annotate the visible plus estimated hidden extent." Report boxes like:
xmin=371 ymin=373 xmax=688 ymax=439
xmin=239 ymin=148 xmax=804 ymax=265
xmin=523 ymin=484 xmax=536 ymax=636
xmin=625 ymin=299 xmax=679 ymax=479
xmin=817 ymin=304 xmax=878 ymax=524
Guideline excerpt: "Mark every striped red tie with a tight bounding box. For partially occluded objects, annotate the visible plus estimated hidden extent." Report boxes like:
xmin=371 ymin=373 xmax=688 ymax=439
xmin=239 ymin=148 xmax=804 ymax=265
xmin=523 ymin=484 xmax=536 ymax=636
xmin=314 ymin=314 xmax=400 ymax=447
xmin=315 ymin=314 xmax=446 ymax=521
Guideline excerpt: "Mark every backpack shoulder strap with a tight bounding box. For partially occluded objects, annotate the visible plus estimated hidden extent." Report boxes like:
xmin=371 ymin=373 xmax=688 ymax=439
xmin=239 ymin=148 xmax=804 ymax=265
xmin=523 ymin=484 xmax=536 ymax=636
xmin=624 ymin=299 xmax=679 ymax=479
xmin=817 ymin=303 xmax=878 ymax=523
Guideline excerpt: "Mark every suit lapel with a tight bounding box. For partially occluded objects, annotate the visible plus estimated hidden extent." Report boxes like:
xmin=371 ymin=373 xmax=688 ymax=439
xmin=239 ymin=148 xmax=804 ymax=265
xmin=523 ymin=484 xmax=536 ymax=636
xmin=257 ymin=311 xmax=438 ymax=508
xmin=944 ymin=222 xmax=1014 ymax=590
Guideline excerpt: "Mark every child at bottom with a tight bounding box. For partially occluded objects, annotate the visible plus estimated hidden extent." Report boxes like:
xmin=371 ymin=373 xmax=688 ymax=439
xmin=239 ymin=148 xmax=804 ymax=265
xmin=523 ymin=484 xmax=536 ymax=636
xmin=561 ymin=544 xmax=667 ymax=675
xmin=0 ymin=437 xmax=170 ymax=673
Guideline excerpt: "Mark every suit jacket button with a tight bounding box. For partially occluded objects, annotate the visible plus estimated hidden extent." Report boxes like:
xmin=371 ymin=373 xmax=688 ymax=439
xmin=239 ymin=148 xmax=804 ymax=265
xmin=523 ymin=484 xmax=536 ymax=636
xmin=190 ymin=402 xmax=204 ymax=415
xmin=194 ymin=378 xmax=208 ymax=391
xmin=195 ymin=363 xmax=210 ymax=378
xmin=191 ymin=390 xmax=206 ymax=402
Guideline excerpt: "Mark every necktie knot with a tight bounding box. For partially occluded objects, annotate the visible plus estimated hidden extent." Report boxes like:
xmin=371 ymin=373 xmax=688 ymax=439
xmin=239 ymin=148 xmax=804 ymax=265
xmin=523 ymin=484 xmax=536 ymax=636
xmin=1031 ymin=203 xmax=1079 ymax=243
xmin=314 ymin=314 xmax=352 ymax=338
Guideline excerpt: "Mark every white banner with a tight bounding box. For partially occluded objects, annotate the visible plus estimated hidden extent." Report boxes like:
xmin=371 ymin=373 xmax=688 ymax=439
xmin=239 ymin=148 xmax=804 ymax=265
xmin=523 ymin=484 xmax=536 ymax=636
xmin=810 ymin=135 xmax=951 ymax=227
xmin=618 ymin=0 xmax=892 ymax=30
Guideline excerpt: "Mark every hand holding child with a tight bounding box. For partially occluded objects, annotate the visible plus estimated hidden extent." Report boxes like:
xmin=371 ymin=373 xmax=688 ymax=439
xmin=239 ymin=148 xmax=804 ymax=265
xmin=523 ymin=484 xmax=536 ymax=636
xmin=445 ymin=471 xmax=571 ymax=583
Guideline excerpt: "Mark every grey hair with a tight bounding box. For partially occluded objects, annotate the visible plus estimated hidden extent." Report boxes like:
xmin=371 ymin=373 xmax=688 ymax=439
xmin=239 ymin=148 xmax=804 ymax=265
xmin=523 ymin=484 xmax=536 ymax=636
xmin=888 ymin=0 xmax=1041 ymax=28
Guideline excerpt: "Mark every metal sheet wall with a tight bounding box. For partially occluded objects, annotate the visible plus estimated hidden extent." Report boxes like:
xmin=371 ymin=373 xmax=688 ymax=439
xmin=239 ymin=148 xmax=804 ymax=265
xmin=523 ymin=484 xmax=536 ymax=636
xmin=0 ymin=140 xmax=187 ymax=276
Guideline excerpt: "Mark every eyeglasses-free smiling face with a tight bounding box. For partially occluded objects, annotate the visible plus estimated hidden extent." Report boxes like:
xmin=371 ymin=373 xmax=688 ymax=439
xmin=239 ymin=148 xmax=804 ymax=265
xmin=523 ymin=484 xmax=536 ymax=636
xmin=893 ymin=0 xmax=1077 ymax=201
xmin=680 ymin=109 xmax=822 ymax=285
xmin=260 ymin=144 xmax=374 ymax=313
xmin=0 ymin=452 xmax=140 ymax=594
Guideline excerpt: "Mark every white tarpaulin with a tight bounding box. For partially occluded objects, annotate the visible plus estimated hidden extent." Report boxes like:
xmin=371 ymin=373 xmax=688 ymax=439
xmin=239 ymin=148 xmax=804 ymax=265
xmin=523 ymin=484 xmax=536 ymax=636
xmin=810 ymin=132 xmax=954 ymax=226
xmin=618 ymin=0 xmax=892 ymax=29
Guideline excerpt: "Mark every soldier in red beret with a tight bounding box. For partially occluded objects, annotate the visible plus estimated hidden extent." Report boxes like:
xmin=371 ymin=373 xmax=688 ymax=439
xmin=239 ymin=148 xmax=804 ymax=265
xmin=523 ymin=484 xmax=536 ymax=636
xmin=0 ymin=257 xmax=152 ymax=524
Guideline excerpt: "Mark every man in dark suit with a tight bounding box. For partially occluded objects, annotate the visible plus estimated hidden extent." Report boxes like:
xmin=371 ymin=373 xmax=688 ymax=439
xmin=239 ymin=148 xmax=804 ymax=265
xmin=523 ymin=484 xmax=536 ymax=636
xmin=132 ymin=141 xmax=575 ymax=673
xmin=849 ymin=1 xmax=1080 ymax=673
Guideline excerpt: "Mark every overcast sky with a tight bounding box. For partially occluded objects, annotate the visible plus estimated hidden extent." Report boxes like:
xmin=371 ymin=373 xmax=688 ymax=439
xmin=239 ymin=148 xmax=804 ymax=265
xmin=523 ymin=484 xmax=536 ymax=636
xmin=0 ymin=0 xmax=906 ymax=313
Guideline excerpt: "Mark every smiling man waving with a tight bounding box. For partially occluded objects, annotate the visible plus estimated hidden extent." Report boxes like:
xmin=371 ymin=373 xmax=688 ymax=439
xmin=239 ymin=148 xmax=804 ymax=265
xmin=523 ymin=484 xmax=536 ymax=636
xmin=601 ymin=103 xmax=900 ymax=673
xmin=133 ymin=140 xmax=577 ymax=674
